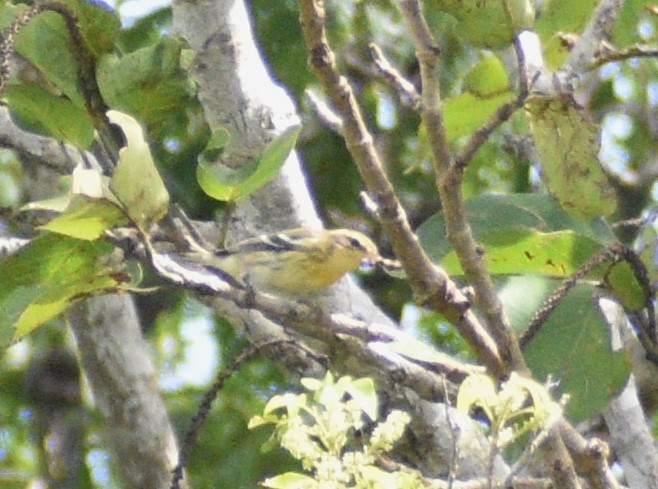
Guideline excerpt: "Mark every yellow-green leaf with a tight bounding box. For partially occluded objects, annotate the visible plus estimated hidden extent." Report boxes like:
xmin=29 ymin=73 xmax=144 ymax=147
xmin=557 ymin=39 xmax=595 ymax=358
xmin=0 ymin=234 xmax=129 ymax=346
xmin=346 ymin=378 xmax=378 ymax=421
xmin=108 ymin=110 xmax=170 ymax=227
xmin=535 ymin=0 xmax=598 ymax=46
xmin=262 ymin=472 xmax=317 ymax=489
xmin=440 ymin=227 xmax=602 ymax=277
xmin=432 ymin=0 xmax=535 ymax=48
xmin=197 ymin=125 xmax=301 ymax=202
xmin=39 ymin=196 xmax=127 ymax=240
xmin=418 ymin=194 xmax=614 ymax=278
xmin=464 ymin=54 xmax=511 ymax=97
xmin=525 ymin=95 xmax=617 ymax=221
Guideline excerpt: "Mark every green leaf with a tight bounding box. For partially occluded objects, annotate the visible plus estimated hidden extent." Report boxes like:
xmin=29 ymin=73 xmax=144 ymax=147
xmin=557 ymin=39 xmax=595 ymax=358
xmin=535 ymin=0 xmax=598 ymax=44
xmin=442 ymin=227 xmax=602 ymax=277
xmin=262 ymin=472 xmax=317 ymax=489
xmin=108 ymin=110 xmax=170 ymax=227
xmin=457 ymin=373 xmax=498 ymax=419
xmin=346 ymin=377 xmax=378 ymax=421
xmin=638 ymin=225 xmax=658 ymax=286
xmin=525 ymin=95 xmax=617 ymax=221
xmin=4 ymin=83 xmax=95 ymax=148
xmin=463 ymin=54 xmax=511 ymax=97
xmin=4 ymin=0 xmax=120 ymax=60
xmin=196 ymin=161 xmax=244 ymax=202
xmin=443 ymin=92 xmax=515 ymax=143
xmin=417 ymin=193 xmax=614 ymax=277
xmin=436 ymin=54 xmax=515 ymax=142
xmin=422 ymin=193 xmax=647 ymax=317
xmin=97 ymin=38 xmax=194 ymax=130
xmin=614 ymin=0 xmax=654 ymax=46
xmin=0 ymin=4 xmax=25 ymax=30
xmin=0 ymin=234 xmax=126 ymax=346
xmin=39 ymin=196 xmax=127 ymax=240
xmin=197 ymin=127 xmax=231 ymax=167
xmin=263 ymin=393 xmax=307 ymax=418
xmin=315 ymin=373 xmax=347 ymax=407
xmin=66 ymin=0 xmax=121 ymax=57
xmin=542 ymin=33 xmax=576 ymax=71
xmin=431 ymin=0 xmax=535 ymax=48
xmin=24 ymin=165 xmax=125 ymax=240
xmin=23 ymin=195 xmax=74 ymax=213
xmin=2 ymin=0 xmax=118 ymax=141
xmin=117 ymin=7 xmax=172 ymax=52
xmin=13 ymin=10 xmax=85 ymax=105
xmin=523 ymin=284 xmax=629 ymax=422
xmin=603 ymin=261 xmax=647 ymax=312
xmin=197 ymin=125 xmax=301 ymax=202
xmin=498 ymin=275 xmax=561 ymax=333
xmin=300 ymin=376 xmax=324 ymax=392
xmin=0 ymin=286 xmax=41 ymax=347
xmin=13 ymin=300 xmax=75 ymax=342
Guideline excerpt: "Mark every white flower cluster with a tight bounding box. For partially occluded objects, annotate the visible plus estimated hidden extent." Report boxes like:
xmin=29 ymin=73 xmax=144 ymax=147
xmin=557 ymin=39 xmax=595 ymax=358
xmin=249 ymin=373 xmax=432 ymax=489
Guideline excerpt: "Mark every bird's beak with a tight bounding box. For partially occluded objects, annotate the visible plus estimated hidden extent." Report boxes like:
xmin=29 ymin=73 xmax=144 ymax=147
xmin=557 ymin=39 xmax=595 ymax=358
xmin=359 ymin=258 xmax=376 ymax=272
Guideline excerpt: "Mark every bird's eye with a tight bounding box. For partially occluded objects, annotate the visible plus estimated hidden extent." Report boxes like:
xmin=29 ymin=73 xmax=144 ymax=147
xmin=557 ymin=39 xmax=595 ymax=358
xmin=348 ymin=237 xmax=364 ymax=250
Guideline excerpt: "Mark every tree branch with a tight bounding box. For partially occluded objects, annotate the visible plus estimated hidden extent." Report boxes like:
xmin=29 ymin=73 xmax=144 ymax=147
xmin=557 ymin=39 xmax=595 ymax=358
xmin=68 ymin=295 xmax=186 ymax=489
xmin=560 ymin=0 xmax=624 ymax=79
xmin=395 ymin=0 xmax=524 ymax=374
xmin=0 ymin=106 xmax=101 ymax=173
xmin=369 ymin=42 xmax=421 ymax=109
xmin=297 ymin=0 xmax=503 ymax=376
xmin=599 ymin=299 xmax=658 ymax=488
xmin=589 ymin=44 xmax=658 ymax=70
xmin=146 ymin=245 xmax=481 ymax=399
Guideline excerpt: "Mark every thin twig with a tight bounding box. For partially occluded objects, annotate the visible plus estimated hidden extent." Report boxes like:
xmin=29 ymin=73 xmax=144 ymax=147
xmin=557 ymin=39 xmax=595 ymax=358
xmin=613 ymin=246 xmax=656 ymax=340
xmin=486 ymin=430 xmax=499 ymax=489
xmin=305 ymin=88 xmax=344 ymax=133
xmin=130 ymin=232 xmax=480 ymax=400
xmin=558 ymin=421 xmax=621 ymax=489
xmin=543 ymin=428 xmax=581 ymax=489
xmin=0 ymin=3 xmax=41 ymax=98
xmin=589 ymin=44 xmax=658 ymax=70
xmin=369 ymin=43 xmax=420 ymax=109
xmin=454 ymin=97 xmax=524 ymax=171
xmin=171 ymin=343 xmax=269 ymax=489
xmin=611 ymin=216 xmax=650 ymax=230
xmin=520 ymin=246 xmax=615 ymax=349
xmin=521 ymin=243 xmax=657 ymax=350
xmin=629 ymin=311 xmax=658 ymax=365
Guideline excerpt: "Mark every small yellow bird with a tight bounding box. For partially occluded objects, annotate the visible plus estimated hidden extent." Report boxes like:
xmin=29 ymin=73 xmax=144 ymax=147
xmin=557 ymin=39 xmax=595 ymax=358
xmin=188 ymin=228 xmax=383 ymax=296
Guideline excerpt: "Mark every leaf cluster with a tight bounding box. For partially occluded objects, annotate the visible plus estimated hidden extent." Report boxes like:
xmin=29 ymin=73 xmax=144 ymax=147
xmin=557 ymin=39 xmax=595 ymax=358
xmin=249 ymin=373 xmax=423 ymax=489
